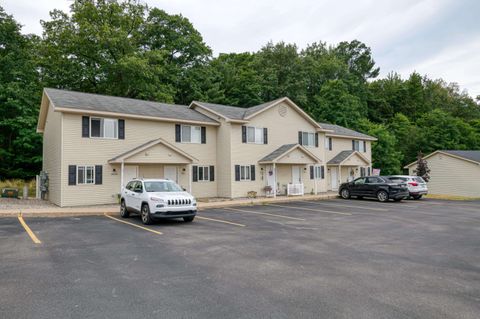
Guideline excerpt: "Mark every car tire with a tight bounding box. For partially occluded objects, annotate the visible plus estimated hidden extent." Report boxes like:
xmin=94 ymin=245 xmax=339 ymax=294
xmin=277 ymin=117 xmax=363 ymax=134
xmin=183 ymin=216 xmax=195 ymax=222
xmin=394 ymin=198 xmax=403 ymax=202
xmin=120 ymin=200 xmax=129 ymax=218
xmin=357 ymin=196 xmax=363 ymax=200
xmin=141 ymin=203 xmax=153 ymax=225
xmin=413 ymin=195 xmax=423 ymax=200
xmin=340 ymin=188 xmax=351 ymax=199
xmin=377 ymin=190 xmax=389 ymax=202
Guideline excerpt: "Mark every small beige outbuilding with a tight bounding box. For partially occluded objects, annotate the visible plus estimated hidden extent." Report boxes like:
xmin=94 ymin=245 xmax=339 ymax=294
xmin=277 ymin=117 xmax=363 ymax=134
xmin=404 ymin=150 xmax=480 ymax=198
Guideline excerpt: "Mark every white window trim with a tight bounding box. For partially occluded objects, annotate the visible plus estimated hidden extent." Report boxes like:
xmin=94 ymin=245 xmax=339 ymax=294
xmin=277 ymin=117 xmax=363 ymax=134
xmin=314 ymin=165 xmax=324 ymax=180
xmin=181 ymin=125 xmax=202 ymax=144
xmin=301 ymin=131 xmax=315 ymax=147
xmin=246 ymin=126 xmax=264 ymax=144
xmin=324 ymin=137 xmax=332 ymax=150
xmin=240 ymin=165 xmax=251 ymax=181
xmin=90 ymin=117 xmax=119 ymax=140
xmin=77 ymin=165 xmax=95 ymax=185
xmin=197 ymin=165 xmax=210 ymax=182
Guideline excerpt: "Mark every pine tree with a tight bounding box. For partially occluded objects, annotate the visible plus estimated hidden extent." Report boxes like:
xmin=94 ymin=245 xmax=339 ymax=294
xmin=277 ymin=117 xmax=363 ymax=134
xmin=414 ymin=152 xmax=430 ymax=182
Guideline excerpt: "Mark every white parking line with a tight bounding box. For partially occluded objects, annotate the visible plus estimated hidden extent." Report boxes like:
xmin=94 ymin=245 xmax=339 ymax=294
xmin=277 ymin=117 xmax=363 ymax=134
xmin=267 ymin=204 xmax=352 ymax=215
xmin=302 ymin=200 xmax=389 ymax=212
xmin=220 ymin=207 xmax=306 ymax=221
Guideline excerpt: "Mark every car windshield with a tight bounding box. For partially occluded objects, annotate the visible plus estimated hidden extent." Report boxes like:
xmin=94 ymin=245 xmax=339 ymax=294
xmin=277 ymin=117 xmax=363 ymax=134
xmin=414 ymin=177 xmax=425 ymax=183
xmin=144 ymin=181 xmax=183 ymax=192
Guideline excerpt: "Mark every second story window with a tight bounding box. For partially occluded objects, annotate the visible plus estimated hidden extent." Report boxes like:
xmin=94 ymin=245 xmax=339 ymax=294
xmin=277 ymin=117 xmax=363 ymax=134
xmin=247 ymin=127 xmax=264 ymax=144
xmin=176 ymin=124 xmax=206 ymax=144
xmin=90 ymin=118 xmax=118 ymax=138
xmin=299 ymin=131 xmax=318 ymax=147
xmin=325 ymin=137 xmax=332 ymax=150
xmin=352 ymin=140 xmax=367 ymax=152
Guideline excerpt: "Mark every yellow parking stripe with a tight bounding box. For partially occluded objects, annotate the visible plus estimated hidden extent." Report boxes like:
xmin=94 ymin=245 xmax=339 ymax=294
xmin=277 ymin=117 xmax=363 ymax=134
xmin=304 ymin=201 xmax=389 ymax=212
xmin=196 ymin=216 xmax=246 ymax=227
xmin=18 ymin=214 xmax=42 ymax=244
xmin=267 ymin=204 xmax=352 ymax=215
xmin=104 ymin=214 xmax=163 ymax=235
xmin=221 ymin=207 xmax=306 ymax=221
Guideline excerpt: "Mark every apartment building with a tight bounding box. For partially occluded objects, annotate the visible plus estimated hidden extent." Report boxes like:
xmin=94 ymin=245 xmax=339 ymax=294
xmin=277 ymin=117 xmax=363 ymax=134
xmin=37 ymin=88 xmax=376 ymax=206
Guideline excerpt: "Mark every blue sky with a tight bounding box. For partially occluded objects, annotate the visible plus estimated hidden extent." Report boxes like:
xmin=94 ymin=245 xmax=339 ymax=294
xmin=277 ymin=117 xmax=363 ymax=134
xmin=3 ymin=0 xmax=479 ymax=98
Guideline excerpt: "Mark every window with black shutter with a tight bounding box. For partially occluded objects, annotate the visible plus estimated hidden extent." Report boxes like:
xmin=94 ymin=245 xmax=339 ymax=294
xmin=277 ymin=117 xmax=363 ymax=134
xmin=68 ymin=165 xmax=77 ymax=185
xmin=82 ymin=116 xmax=89 ymax=137
xmin=298 ymin=131 xmax=302 ymax=145
xmin=310 ymin=166 xmax=314 ymax=180
xmin=95 ymin=165 xmax=103 ymax=185
xmin=315 ymin=133 xmax=319 ymax=147
xmin=118 ymin=119 xmax=125 ymax=139
xmin=250 ymin=165 xmax=255 ymax=181
xmin=321 ymin=166 xmax=325 ymax=179
xmin=363 ymin=141 xmax=367 ymax=152
xmin=175 ymin=124 xmax=181 ymax=142
xmin=201 ymin=127 xmax=206 ymax=144
xmin=263 ymin=128 xmax=268 ymax=144
xmin=242 ymin=126 xmax=247 ymax=143
xmin=329 ymin=137 xmax=332 ymax=150
xmin=235 ymin=165 xmax=240 ymax=181
xmin=209 ymin=166 xmax=214 ymax=181
xmin=192 ymin=165 xmax=198 ymax=182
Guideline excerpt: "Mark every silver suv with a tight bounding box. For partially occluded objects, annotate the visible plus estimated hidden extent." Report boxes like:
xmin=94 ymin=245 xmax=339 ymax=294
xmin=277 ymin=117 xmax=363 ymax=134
xmin=387 ymin=175 xmax=428 ymax=199
xmin=120 ymin=179 xmax=197 ymax=224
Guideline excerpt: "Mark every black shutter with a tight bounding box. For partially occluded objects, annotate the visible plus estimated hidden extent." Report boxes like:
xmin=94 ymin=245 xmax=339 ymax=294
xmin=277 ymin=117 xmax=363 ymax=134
xmin=352 ymin=140 xmax=355 ymax=150
xmin=363 ymin=141 xmax=367 ymax=152
xmin=263 ymin=128 xmax=268 ymax=144
xmin=329 ymin=137 xmax=332 ymax=150
xmin=321 ymin=166 xmax=325 ymax=179
xmin=298 ymin=131 xmax=303 ymax=145
xmin=201 ymin=127 xmax=206 ymax=144
xmin=209 ymin=165 xmax=214 ymax=181
xmin=310 ymin=166 xmax=314 ymax=180
xmin=82 ymin=116 xmax=89 ymax=137
xmin=192 ymin=165 xmax=198 ymax=182
xmin=368 ymin=167 xmax=371 ymax=176
xmin=242 ymin=126 xmax=247 ymax=143
xmin=250 ymin=165 xmax=255 ymax=181
xmin=175 ymin=124 xmax=181 ymax=142
xmin=118 ymin=119 xmax=125 ymax=139
xmin=235 ymin=165 xmax=240 ymax=181
xmin=95 ymin=165 xmax=103 ymax=185
xmin=315 ymin=133 xmax=319 ymax=147
xmin=68 ymin=165 xmax=76 ymax=185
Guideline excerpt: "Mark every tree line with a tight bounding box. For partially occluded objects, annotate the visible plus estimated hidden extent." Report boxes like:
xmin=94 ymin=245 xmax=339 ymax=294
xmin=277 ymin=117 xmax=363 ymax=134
xmin=1 ymin=0 xmax=479 ymax=179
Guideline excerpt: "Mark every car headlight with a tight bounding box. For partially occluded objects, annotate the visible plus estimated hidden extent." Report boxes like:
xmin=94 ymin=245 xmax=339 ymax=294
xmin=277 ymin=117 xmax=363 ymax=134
xmin=150 ymin=197 xmax=165 ymax=202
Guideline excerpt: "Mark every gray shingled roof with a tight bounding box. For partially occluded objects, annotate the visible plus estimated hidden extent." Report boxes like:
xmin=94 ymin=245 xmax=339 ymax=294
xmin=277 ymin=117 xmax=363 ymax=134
xmin=327 ymin=150 xmax=355 ymax=165
xmin=109 ymin=139 xmax=158 ymax=162
xmin=259 ymin=144 xmax=298 ymax=162
xmin=442 ymin=150 xmax=480 ymax=163
xmin=193 ymin=97 xmax=285 ymax=120
xmin=45 ymin=88 xmax=217 ymax=123
xmin=320 ymin=122 xmax=375 ymax=139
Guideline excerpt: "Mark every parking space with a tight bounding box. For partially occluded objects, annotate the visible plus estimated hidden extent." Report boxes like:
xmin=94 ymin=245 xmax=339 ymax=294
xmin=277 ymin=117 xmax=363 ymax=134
xmin=1 ymin=198 xmax=479 ymax=318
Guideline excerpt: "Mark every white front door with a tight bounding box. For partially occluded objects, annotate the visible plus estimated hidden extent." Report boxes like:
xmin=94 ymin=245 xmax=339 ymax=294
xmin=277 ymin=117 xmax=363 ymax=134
xmin=124 ymin=165 xmax=138 ymax=185
xmin=266 ymin=165 xmax=276 ymax=187
xmin=292 ymin=166 xmax=302 ymax=184
xmin=164 ymin=166 xmax=178 ymax=183
xmin=331 ymin=167 xmax=338 ymax=189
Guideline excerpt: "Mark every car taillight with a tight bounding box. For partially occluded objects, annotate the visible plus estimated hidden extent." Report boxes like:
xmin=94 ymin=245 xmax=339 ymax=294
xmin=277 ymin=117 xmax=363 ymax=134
xmin=408 ymin=182 xmax=418 ymax=186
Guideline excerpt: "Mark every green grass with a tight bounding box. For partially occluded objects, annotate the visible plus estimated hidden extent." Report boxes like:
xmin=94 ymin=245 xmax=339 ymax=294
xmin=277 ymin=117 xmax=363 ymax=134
xmin=0 ymin=179 xmax=36 ymax=198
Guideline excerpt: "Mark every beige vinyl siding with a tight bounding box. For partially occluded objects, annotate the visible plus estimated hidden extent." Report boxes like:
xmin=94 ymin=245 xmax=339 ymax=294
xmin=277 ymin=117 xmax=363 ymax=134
xmin=326 ymin=137 xmax=371 ymax=163
xmin=408 ymin=153 xmax=480 ymax=197
xmin=60 ymin=113 xmax=217 ymax=206
xmin=42 ymin=102 xmax=63 ymax=206
xmin=230 ymin=101 xmax=328 ymax=197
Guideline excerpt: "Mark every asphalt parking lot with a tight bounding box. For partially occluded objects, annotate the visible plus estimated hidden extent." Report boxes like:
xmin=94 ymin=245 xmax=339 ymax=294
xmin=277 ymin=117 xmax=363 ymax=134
xmin=1 ymin=198 xmax=479 ymax=319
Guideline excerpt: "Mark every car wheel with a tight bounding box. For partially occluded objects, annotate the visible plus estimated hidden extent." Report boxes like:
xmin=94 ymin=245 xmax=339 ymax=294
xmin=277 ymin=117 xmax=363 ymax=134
xmin=413 ymin=195 xmax=422 ymax=200
xmin=183 ymin=216 xmax=195 ymax=222
xmin=340 ymin=188 xmax=351 ymax=199
xmin=377 ymin=190 xmax=389 ymax=202
xmin=141 ymin=204 xmax=153 ymax=225
xmin=120 ymin=200 xmax=129 ymax=218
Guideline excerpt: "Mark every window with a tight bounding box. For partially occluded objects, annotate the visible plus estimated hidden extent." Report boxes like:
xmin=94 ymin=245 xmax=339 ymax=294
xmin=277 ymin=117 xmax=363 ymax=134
xmin=181 ymin=125 xmax=201 ymax=143
xmin=246 ymin=126 xmax=264 ymax=144
xmin=125 ymin=181 xmax=134 ymax=190
xmin=77 ymin=166 xmax=94 ymax=185
xmin=90 ymin=118 xmax=118 ymax=139
xmin=197 ymin=166 xmax=210 ymax=181
xmin=324 ymin=137 xmax=332 ymax=150
xmin=366 ymin=177 xmax=382 ymax=184
xmin=314 ymin=165 xmax=324 ymax=179
xmin=240 ymin=165 xmax=251 ymax=181
xmin=301 ymin=132 xmax=315 ymax=147
xmin=352 ymin=140 xmax=360 ymax=151
xmin=133 ymin=181 xmax=143 ymax=193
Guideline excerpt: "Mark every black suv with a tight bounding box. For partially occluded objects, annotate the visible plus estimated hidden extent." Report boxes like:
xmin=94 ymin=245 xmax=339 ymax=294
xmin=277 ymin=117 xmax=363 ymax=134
xmin=339 ymin=176 xmax=409 ymax=202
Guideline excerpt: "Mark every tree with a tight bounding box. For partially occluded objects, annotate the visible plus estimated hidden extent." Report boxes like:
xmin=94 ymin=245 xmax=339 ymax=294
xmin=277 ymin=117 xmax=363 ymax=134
xmin=414 ymin=152 xmax=430 ymax=182
xmin=0 ymin=6 xmax=42 ymax=179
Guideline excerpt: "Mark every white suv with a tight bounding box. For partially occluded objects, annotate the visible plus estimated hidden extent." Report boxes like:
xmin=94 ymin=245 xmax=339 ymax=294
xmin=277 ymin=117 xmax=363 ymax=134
xmin=387 ymin=175 xmax=428 ymax=199
xmin=120 ymin=179 xmax=197 ymax=224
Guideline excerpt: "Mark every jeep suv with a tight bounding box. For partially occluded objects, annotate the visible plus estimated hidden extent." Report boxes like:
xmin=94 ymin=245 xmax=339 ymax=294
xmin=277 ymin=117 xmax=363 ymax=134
xmin=120 ymin=179 xmax=197 ymax=225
